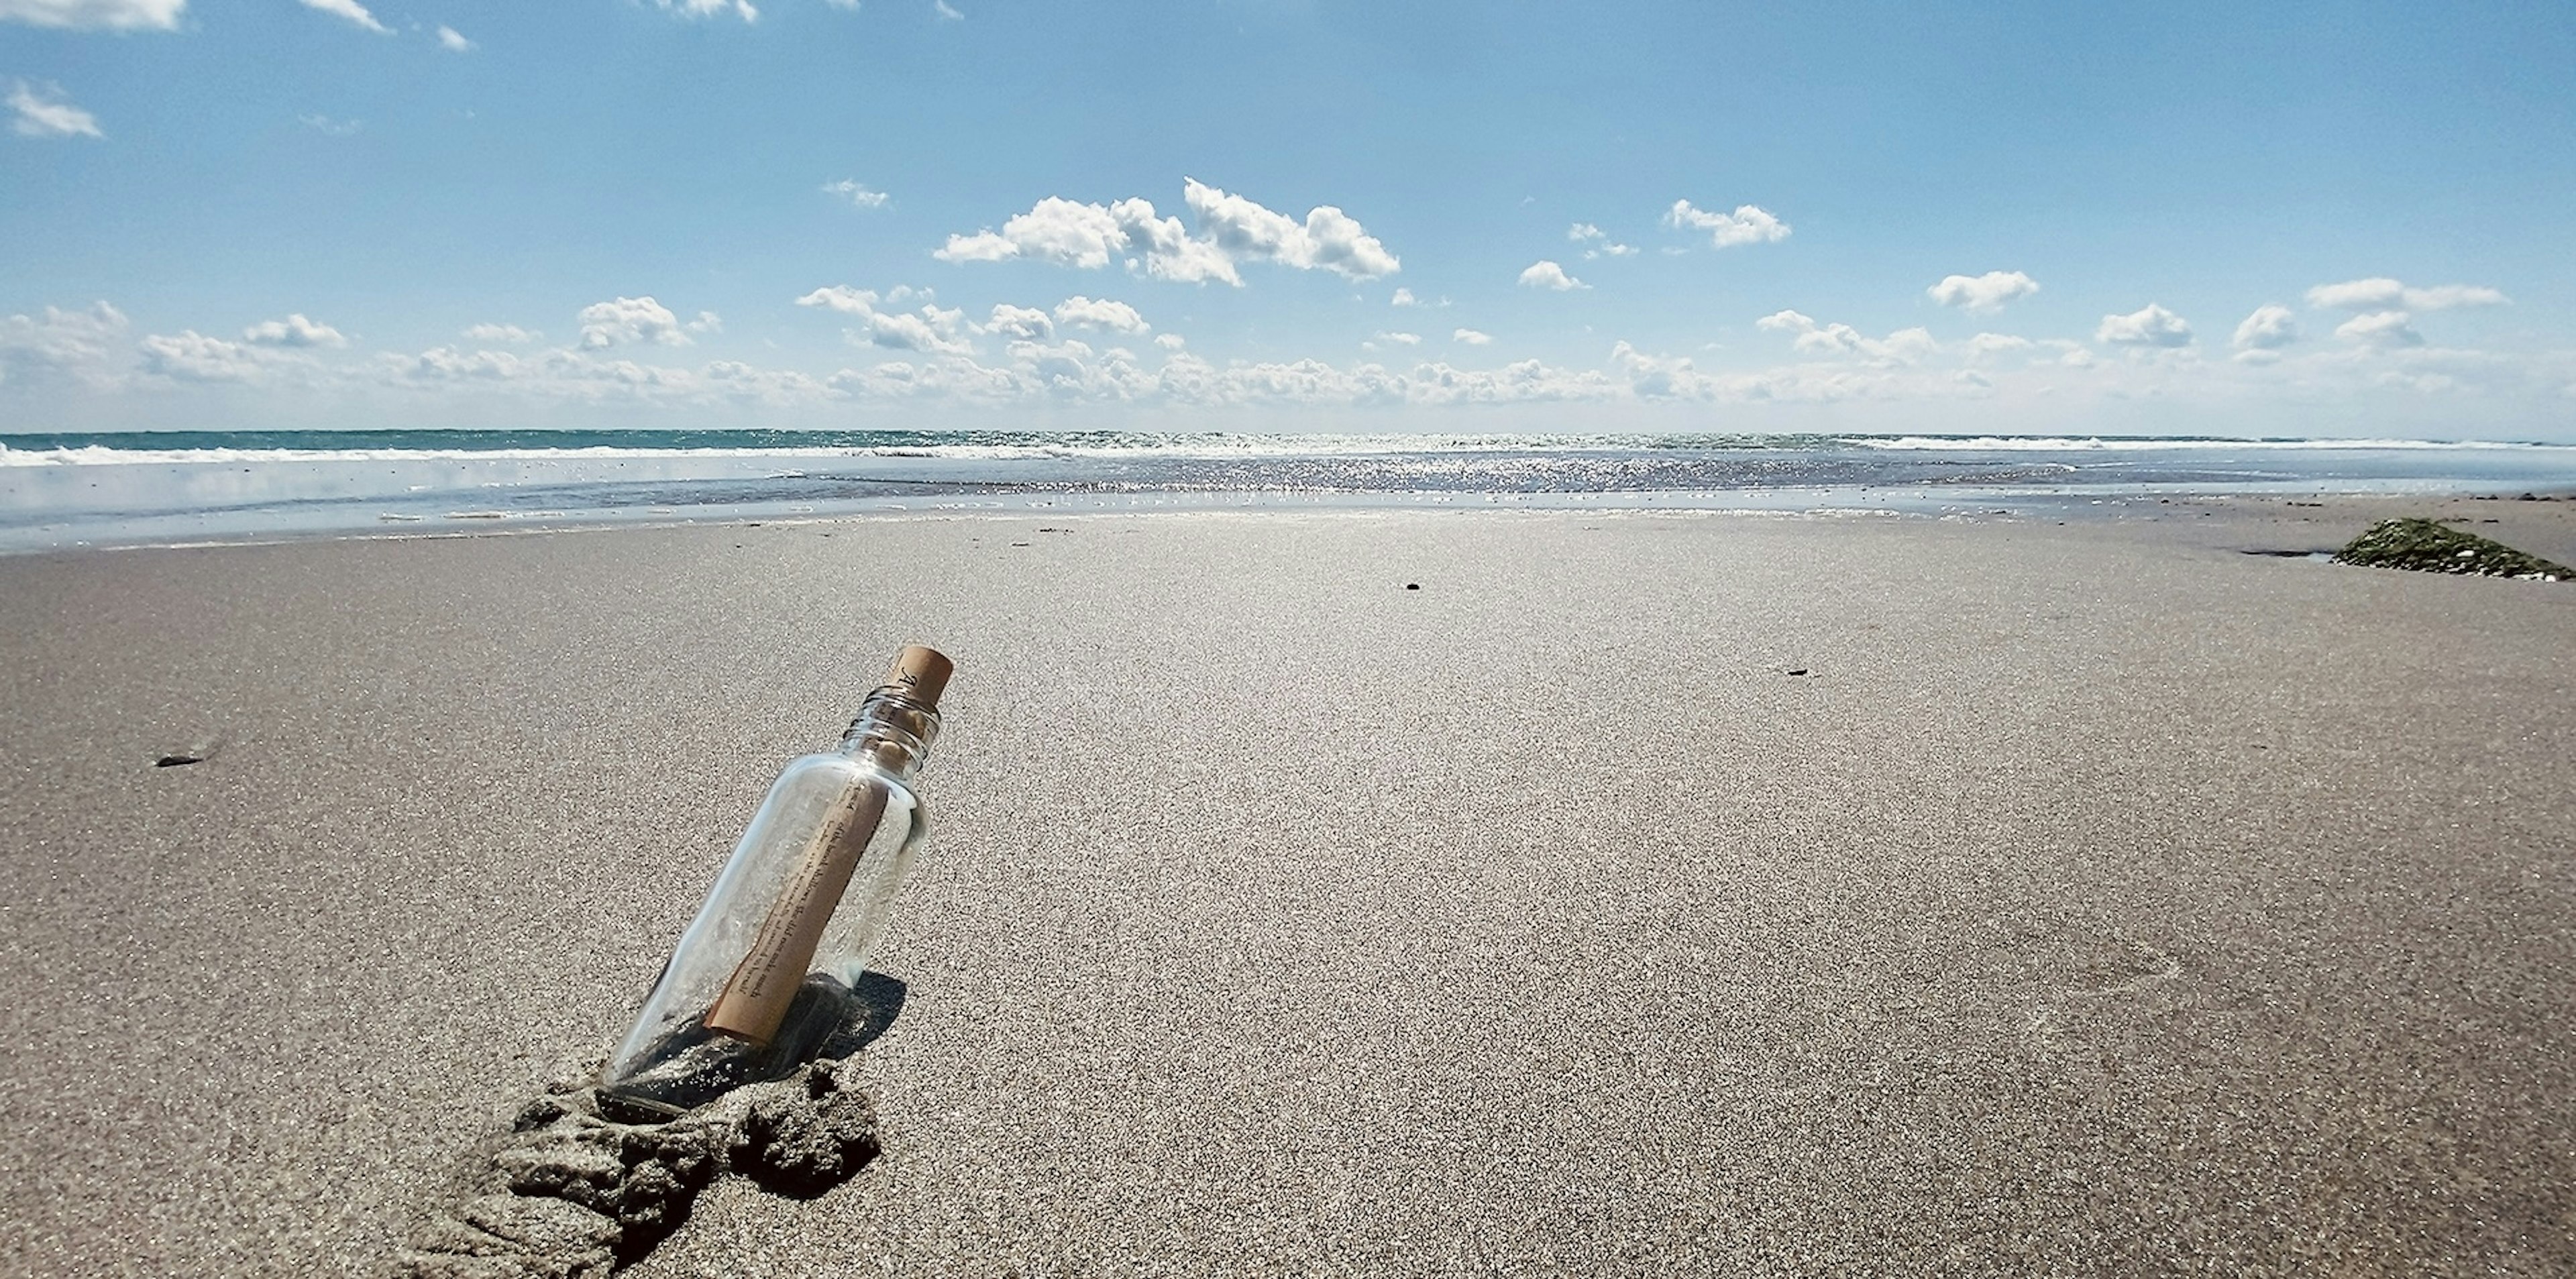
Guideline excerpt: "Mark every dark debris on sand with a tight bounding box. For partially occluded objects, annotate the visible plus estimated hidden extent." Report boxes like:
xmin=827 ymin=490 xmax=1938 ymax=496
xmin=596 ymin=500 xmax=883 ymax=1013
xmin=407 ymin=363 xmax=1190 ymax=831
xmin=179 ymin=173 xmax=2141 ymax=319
xmin=396 ymin=1058 xmax=880 ymax=1278
xmin=2333 ymin=518 xmax=2569 ymax=581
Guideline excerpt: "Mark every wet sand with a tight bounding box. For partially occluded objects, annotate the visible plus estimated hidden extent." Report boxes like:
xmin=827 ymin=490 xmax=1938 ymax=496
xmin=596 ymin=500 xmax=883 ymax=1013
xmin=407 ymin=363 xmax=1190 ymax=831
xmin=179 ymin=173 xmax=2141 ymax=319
xmin=1 ymin=499 xmax=2571 ymax=1276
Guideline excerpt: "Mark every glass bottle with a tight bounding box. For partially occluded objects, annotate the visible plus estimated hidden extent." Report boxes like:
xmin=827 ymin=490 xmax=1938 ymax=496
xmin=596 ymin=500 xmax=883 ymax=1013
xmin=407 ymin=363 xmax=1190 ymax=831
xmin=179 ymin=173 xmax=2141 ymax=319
xmin=598 ymin=645 xmax=952 ymax=1119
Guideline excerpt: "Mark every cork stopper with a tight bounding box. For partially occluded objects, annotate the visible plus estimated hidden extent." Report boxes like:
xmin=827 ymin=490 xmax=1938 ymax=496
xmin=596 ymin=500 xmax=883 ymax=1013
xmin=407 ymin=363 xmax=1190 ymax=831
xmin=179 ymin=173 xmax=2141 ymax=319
xmin=881 ymin=645 xmax=953 ymax=710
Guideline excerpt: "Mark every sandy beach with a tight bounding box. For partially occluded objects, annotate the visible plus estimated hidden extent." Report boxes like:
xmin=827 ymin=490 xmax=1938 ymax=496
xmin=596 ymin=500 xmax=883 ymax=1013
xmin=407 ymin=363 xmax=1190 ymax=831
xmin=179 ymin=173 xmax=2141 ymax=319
xmin=1 ymin=497 xmax=2571 ymax=1276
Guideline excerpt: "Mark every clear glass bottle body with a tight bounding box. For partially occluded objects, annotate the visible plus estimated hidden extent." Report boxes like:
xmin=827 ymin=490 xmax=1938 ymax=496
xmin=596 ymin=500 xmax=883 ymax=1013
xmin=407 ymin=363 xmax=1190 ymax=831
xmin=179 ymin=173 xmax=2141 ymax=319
xmin=600 ymin=693 xmax=936 ymax=1117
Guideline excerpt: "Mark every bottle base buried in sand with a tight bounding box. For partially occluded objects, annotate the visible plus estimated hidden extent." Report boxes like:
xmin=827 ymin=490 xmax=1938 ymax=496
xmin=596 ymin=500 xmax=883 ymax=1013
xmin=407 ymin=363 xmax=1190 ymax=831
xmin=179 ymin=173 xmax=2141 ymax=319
xmin=598 ymin=974 xmax=865 ymax=1121
xmin=598 ymin=646 xmax=951 ymax=1120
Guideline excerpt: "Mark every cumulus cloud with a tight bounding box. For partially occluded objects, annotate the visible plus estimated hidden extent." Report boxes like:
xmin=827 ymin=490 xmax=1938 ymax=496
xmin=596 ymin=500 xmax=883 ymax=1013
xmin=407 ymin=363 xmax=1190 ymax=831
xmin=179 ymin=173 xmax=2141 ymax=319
xmin=822 ymin=179 xmax=889 ymax=209
xmin=243 ymin=313 xmax=347 ymax=348
xmin=1373 ymin=331 xmax=1421 ymax=346
xmin=8 ymin=80 xmax=101 ymax=138
xmin=1568 ymin=223 xmax=1603 ymax=242
xmin=0 ymin=0 xmax=184 ymax=30
xmin=2095 ymin=304 xmax=2192 ymax=348
xmin=2231 ymin=304 xmax=2298 ymax=354
xmin=934 ymin=179 xmax=1398 ymax=286
xmin=984 ymin=304 xmax=1052 ymax=341
xmin=1 ymin=300 xmax=126 ymax=384
xmin=139 ymin=331 xmax=267 ymax=382
xmin=1453 ymin=329 xmax=1492 ymax=345
xmin=436 ymin=25 xmax=474 ymax=51
xmin=1183 ymin=180 xmax=1399 ymax=279
xmin=1927 ymin=270 xmax=2039 ymax=313
xmin=1153 ymin=333 xmax=1185 ymax=350
xmin=1662 ymin=201 xmax=1790 ymax=248
xmin=295 ymin=0 xmax=389 ymax=34
xmin=1755 ymin=310 xmax=1937 ymax=365
xmin=462 ymin=323 xmax=539 ymax=344
xmin=794 ymin=285 xmax=973 ymax=355
xmin=2335 ymin=311 xmax=2424 ymax=347
xmin=1962 ymin=333 xmax=2035 ymax=363
xmin=578 ymin=296 xmax=692 ymax=349
xmin=1518 ymin=260 xmax=1587 ymax=291
xmin=655 ymin=0 xmax=757 ymax=19
xmin=1391 ymin=288 xmax=1419 ymax=307
xmin=2306 ymin=278 xmax=2508 ymax=312
xmin=1052 ymin=295 xmax=1148 ymax=334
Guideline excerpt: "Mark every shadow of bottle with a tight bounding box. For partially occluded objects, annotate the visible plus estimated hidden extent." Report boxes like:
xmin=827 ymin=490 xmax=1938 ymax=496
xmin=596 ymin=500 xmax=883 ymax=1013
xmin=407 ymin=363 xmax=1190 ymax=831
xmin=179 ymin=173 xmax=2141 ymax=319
xmin=597 ymin=971 xmax=910 ymax=1123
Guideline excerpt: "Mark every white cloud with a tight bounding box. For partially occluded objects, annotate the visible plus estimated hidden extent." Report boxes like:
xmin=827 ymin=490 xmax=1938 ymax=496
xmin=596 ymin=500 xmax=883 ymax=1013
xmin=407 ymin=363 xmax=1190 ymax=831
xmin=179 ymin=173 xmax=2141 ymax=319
xmin=436 ymin=25 xmax=474 ymax=52
xmin=1391 ymin=288 xmax=1419 ymax=307
xmin=8 ymin=80 xmax=101 ymax=138
xmin=0 ymin=0 xmax=183 ymax=30
xmin=2095 ymin=304 xmax=2192 ymax=348
xmin=1 ymin=300 xmax=125 ymax=385
xmin=1927 ymin=270 xmax=2039 ymax=313
xmin=1453 ymin=328 xmax=1493 ymax=345
xmin=984 ymin=304 xmax=1052 ymax=341
xmin=934 ymin=0 xmax=961 ymax=17
xmin=139 ymin=331 xmax=268 ymax=382
xmin=1518 ymin=260 xmax=1587 ymax=291
xmin=794 ymin=285 xmax=973 ymax=355
xmin=934 ymin=180 xmax=1398 ymax=286
xmin=2306 ymin=278 xmax=2509 ymax=312
xmin=2335 ymin=310 xmax=2424 ymax=347
xmin=1053 ymin=295 xmax=1149 ymax=334
xmin=935 ymin=194 xmax=1233 ymax=283
xmin=242 ymin=313 xmax=347 ymax=348
xmin=1153 ymin=333 xmax=1185 ymax=351
xmin=1755 ymin=310 xmax=1937 ymax=365
xmin=1662 ymin=200 xmax=1790 ymax=248
xmin=1585 ymin=243 xmax=1636 ymax=260
xmin=655 ymin=0 xmax=757 ymax=19
xmin=1374 ymin=331 xmax=1421 ymax=346
xmin=578 ymin=296 xmax=692 ymax=349
xmin=462 ymin=323 xmax=539 ymax=344
xmin=688 ymin=311 xmax=722 ymax=334
xmin=822 ymin=179 xmax=889 ymax=209
xmin=2231 ymin=304 xmax=2298 ymax=352
xmin=1963 ymin=333 xmax=2034 ymax=363
xmin=1568 ymin=223 xmax=1604 ymax=242
xmin=1182 ymin=179 xmax=1399 ymax=279
xmin=295 ymin=0 xmax=389 ymax=34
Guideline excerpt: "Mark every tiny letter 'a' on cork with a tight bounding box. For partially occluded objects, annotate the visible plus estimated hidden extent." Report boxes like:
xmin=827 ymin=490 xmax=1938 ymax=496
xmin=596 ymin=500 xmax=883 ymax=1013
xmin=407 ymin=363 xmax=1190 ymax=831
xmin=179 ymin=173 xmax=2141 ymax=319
xmin=885 ymin=645 xmax=953 ymax=710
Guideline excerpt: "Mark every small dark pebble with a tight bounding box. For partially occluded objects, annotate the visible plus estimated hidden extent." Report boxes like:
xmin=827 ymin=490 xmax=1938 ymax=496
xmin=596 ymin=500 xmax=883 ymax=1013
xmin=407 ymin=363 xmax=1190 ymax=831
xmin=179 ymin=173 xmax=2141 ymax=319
xmin=154 ymin=755 xmax=203 ymax=768
xmin=1786 ymin=669 xmax=1809 ymax=677
xmin=1010 ymin=542 xmax=1031 ymax=547
xmin=1405 ymin=583 xmax=1419 ymax=591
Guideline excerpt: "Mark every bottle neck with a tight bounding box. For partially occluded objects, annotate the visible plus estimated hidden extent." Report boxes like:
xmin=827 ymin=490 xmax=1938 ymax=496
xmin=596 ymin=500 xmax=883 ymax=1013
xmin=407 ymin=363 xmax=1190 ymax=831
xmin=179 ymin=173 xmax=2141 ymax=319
xmin=835 ymin=686 xmax=941 ymax=782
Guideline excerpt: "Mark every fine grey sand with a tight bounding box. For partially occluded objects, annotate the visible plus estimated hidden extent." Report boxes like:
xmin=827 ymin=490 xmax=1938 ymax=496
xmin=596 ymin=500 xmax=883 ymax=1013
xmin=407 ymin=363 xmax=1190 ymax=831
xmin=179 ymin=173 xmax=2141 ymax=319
xmin=2 ymin=500 xmax=2572 ymax=1276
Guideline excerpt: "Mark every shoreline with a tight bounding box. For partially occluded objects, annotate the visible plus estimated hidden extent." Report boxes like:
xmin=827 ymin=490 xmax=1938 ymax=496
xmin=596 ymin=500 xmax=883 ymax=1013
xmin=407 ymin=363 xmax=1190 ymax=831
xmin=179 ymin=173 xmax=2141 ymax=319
xmin=7 ymin=480 xmax=2575 ymax=561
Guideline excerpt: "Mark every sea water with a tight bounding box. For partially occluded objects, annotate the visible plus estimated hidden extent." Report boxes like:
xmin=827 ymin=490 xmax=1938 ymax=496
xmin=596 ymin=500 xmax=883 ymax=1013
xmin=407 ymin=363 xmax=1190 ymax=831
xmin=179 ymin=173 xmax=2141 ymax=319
xmin=4 ymin=428 xmax=2573 ymax=553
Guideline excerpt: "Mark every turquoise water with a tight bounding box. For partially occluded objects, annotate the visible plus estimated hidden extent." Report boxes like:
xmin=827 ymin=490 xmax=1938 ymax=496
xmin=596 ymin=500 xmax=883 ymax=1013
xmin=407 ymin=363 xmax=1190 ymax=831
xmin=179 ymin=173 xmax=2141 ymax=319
xmin=5 ymin=429 xmax=2573 ymax=553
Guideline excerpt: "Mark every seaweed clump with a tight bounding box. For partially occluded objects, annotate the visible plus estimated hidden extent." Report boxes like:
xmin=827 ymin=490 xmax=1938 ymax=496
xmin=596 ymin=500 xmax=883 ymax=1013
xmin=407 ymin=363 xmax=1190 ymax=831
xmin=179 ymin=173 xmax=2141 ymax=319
xmin=2333 ymin=518 xmax=2569 ymax=581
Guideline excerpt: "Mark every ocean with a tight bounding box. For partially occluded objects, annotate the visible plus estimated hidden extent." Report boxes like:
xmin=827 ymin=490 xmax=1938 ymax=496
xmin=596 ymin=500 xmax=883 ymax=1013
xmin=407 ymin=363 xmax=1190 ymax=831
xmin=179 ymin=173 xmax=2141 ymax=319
xmin=5 ymin=428 xmax=2574 ymax=553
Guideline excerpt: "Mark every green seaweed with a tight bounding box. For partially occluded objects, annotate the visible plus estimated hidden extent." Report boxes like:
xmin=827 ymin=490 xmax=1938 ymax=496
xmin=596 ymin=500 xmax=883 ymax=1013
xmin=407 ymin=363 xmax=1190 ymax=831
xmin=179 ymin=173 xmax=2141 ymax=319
xmin=2333 ymin=518 xmax=2569 ymax=580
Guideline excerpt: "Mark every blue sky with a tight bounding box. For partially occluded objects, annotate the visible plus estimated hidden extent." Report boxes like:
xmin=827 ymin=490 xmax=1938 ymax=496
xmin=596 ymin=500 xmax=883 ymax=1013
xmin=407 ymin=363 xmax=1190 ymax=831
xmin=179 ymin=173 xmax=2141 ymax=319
xmin=3 ymin=0 xmax=2572 ymax=438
